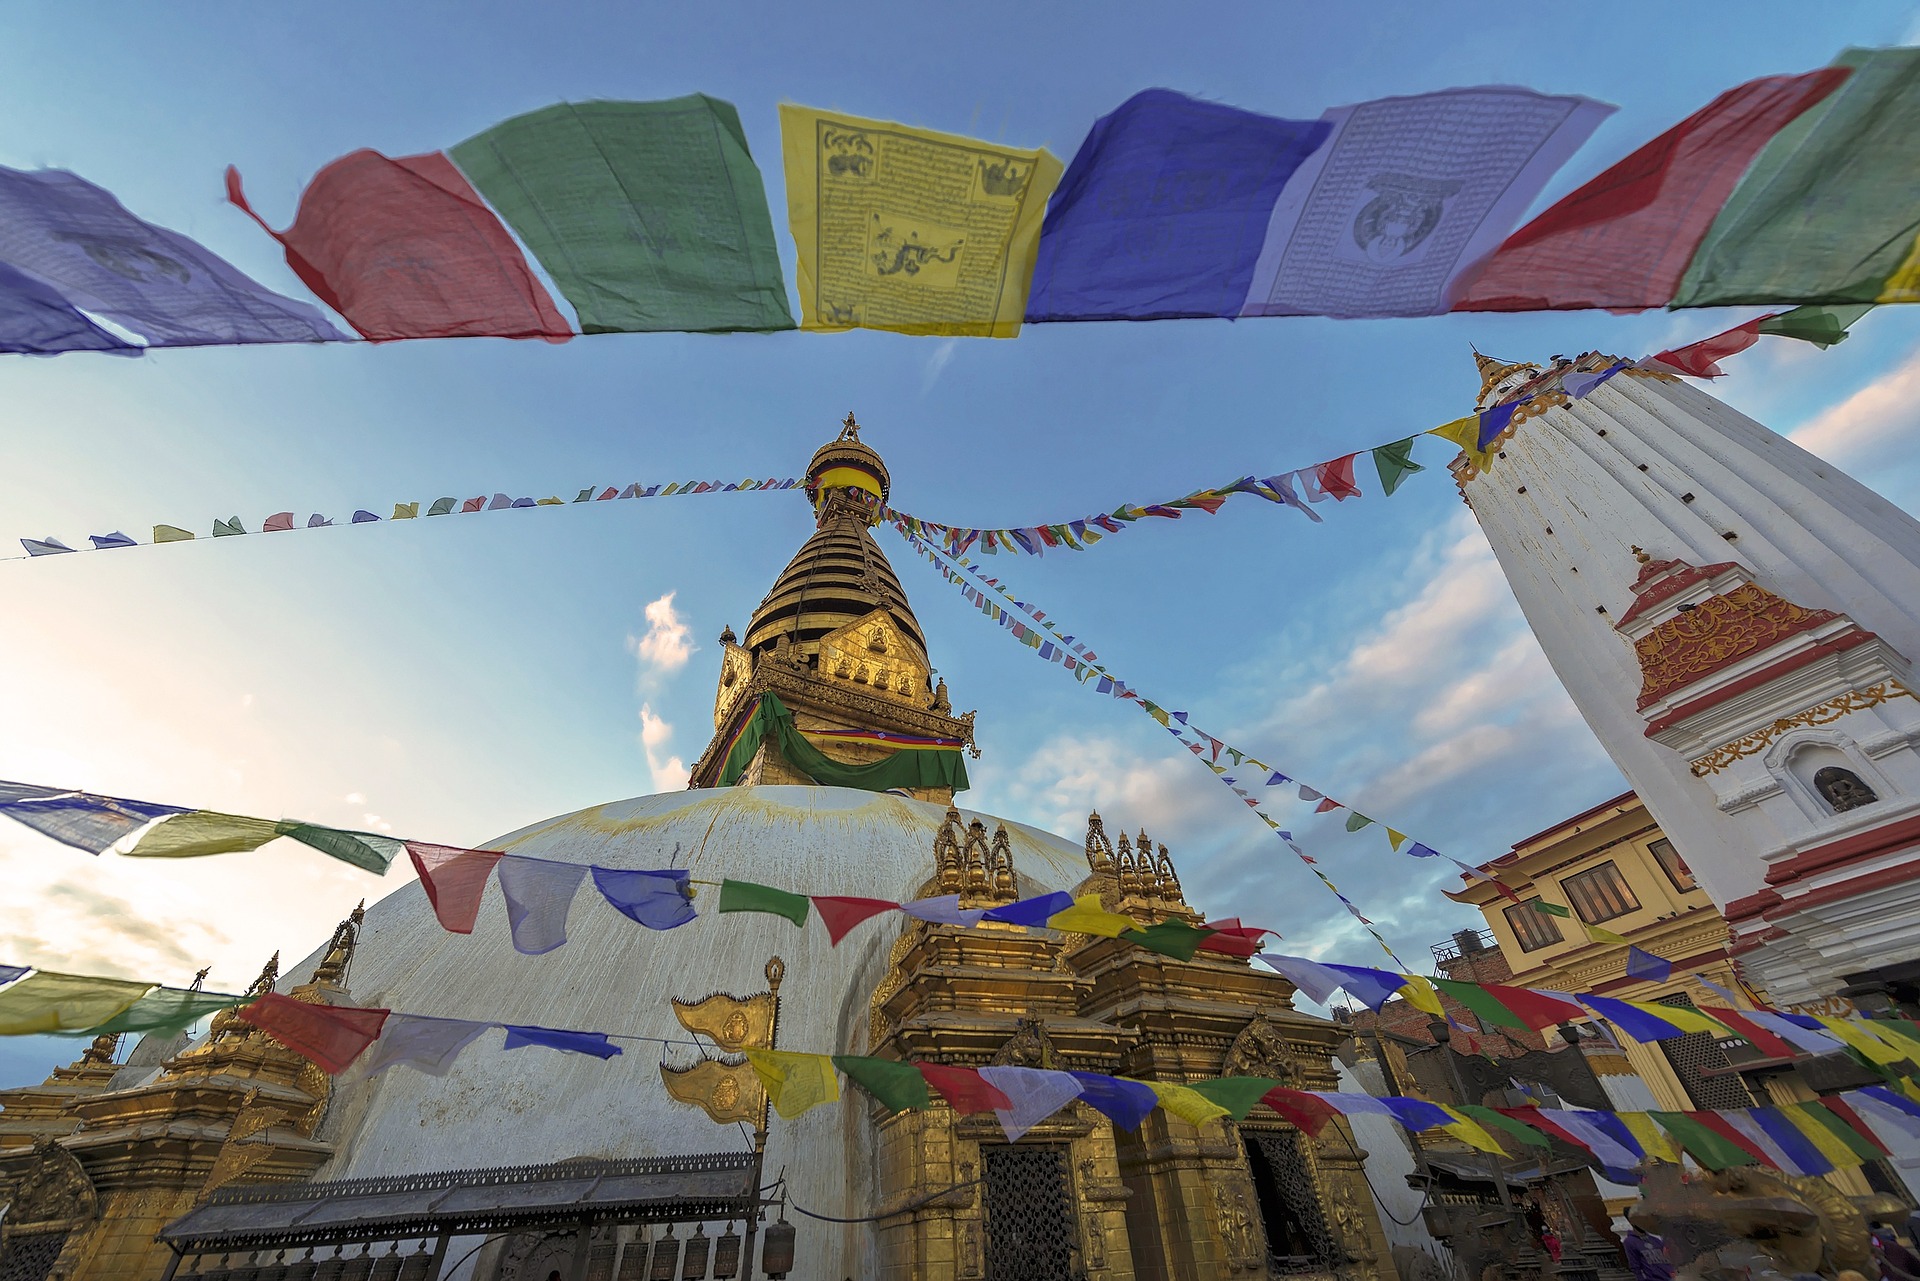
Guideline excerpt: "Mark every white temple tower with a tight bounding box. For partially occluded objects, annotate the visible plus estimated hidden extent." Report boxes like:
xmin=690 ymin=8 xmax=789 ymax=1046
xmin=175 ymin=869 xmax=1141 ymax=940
xmin=1453 ymin=353 xmax=1920 ymax=1006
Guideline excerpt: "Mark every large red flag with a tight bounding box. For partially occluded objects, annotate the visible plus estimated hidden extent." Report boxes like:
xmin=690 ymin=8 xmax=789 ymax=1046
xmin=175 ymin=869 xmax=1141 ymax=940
xmin=238 ymin=992 xmax=390 ymax=1074
xmin=407 ymin=843 xmax=505 ymax=934
xmin=1454 ymin=69 xmax=1849 ymax=312
xmin=227 ymin=151 xmax=571 ymax=342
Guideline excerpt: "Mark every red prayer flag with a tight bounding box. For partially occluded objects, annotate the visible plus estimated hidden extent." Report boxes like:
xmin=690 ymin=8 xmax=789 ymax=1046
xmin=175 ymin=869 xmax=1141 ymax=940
xmin=407 ymin=843 xmax=505 ymax=934
xmin=227 ymin=152 xmax=572 ymax=342
xmin=917 ymin=1062 xmax=1012 ymax=1115
xmin=1454 ymin=68 xmax=1850 ymax=311
xmin=810 ymin=896 xmax=901 ymax=945
xmin=1185 ymin=493 xmax=1228 ymax=515
xmin=1314 ymin=455 xmax=1363 ymax=500
xmin=1313 ymin=798 xmax=1341 ymax=814
xmin=1497 ymin=1105 xmax=1591 ymax=1153
xmin=1688 ymin=1111 xmax=1775 ymax=1165
xmin=238 ymin=992 xmax=390 ymax=1074
xmin=1699 ymin=1006 xmax=1797 ymax=1059
xmin=1645 ymin=318 xmax=1766 ymax=378
xmin=1481 ymin=983 xmax=1587 ymax=1032
xmin=1262 ymin=1087 xmax=1339 ymax=1136
xmin=1198 ymin=919 xmax=1272 ymax=958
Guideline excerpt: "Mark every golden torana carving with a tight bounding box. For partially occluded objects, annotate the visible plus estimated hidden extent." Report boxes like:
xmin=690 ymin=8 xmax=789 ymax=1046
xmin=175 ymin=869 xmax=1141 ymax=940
xmin=1633 ymin=580 xmax=1841 ymax=706
xmin=1689 ymin=681 xmax=1916 ymax=776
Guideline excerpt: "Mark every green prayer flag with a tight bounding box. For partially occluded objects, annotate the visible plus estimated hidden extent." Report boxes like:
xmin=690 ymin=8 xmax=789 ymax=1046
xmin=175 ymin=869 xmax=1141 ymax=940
xmin=1532 ymin=901 xmax=1571 ymax=918
xmin=427 ymin=498 xmax=456 ymax=516
xmin=0 ymin=972 xmax=152 ymax=1035
xmin=1429 ymin=978 xmax=1532 ymax=1032
xmin=1650 ymin=1111 xmax=1757 ymax=1170
xmin=1793 ymin=1100 xmax=1885 ymax=1161
xmin=1677 ymin=48 xmax=1920 ymax=307
xmin=281 ymin=824 xmax=404 ymax=874
xmin=1458 ymin=1103 xmax=1551 ymax=1147
xmin=123 ymin=812 xmax=299 ymax=859
xmin=1119 ymin=920 xmax=1213 ymax=961
xmin=450 ymin=96 xmax=794 ymax=334
xmin=1371 ymin=438 xmax=1424 ymax=496
xmin=1344 ymin=813 xmax=1374 ymax=833
xmin=1757 ymin=302 xmax=1874 ymax=348
xmin=718 ymin=878 xmax=811 ymax=928
xmin=70 ymin=986 xmax=242 ymax=1036
xmin=832 ymin=1054 xmax=932 ymax=1112
xmin=1187 ymin=1076 xmax=1284 ymax=1121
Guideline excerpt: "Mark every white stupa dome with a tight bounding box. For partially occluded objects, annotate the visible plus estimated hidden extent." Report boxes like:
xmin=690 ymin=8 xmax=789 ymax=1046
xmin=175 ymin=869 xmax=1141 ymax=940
xmin=282 ymin=784 xmax=1092 ymax=1279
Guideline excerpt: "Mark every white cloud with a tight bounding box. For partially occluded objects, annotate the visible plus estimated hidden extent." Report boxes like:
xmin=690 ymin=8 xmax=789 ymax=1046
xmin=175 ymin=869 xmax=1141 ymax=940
xmin=627 ymin=592 xmax=696 ymax=681
xmin=343 ymin=791 xmax=365 ymax=805
xmin=639 ymin=703 xmax=690 ymax=793
xmin=1787 ymin=343 xmax=1920 ymax=464
xmin=922 ymin=338 xmax=959 ymax=392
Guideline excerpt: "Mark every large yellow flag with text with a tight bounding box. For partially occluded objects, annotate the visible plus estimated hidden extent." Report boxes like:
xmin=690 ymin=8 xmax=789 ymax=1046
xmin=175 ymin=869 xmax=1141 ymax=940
xmin=780 ymin=105 xmax=1061 ymax=337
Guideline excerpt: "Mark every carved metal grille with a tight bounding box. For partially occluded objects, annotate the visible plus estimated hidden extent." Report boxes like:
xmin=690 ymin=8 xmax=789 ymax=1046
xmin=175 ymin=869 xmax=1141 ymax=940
xmin=1244 ymin=1131 xmax=1339 ymax=1275
xmin=1654 ymin=993 xmax=1756 ymax=1109
xmin=982 ymin=1144 xmax=1083 ymax=1281
xmin=0 ymin=1234 xmax=67 ymax=1281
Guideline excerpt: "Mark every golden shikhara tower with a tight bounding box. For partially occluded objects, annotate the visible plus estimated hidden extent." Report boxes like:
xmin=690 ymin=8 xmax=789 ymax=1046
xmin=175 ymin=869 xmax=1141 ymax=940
xmin=686 ymin=414 xmax=976 ymax=802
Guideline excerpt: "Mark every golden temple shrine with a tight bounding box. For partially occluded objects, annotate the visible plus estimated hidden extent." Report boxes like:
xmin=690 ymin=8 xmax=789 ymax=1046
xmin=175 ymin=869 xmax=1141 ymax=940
xmin=0 ymin=420 xmax=1396 ymax=1281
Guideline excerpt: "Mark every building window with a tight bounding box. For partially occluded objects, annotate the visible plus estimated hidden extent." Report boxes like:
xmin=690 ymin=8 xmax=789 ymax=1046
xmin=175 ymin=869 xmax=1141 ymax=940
xmin=1562 ymin=861 xmax=1641 ymax=924
xmin=1505 ymin=899 xmax=1564 ymax=952
xmin=1648 ymin=838 xmax=1697 ymax=892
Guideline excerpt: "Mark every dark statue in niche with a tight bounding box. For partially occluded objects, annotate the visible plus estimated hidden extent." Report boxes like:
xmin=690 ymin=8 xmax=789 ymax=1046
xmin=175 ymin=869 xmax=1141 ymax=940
xmin=1814 ymin=766 xmax=1879 ymax=814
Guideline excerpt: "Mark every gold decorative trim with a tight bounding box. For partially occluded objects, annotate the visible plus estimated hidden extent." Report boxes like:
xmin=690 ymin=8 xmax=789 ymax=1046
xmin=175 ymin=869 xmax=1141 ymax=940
xmin=1689 ymin=681 xmax=1915 ymax=776
xmin=1634 ymin=581 xmax=1840 ymax=706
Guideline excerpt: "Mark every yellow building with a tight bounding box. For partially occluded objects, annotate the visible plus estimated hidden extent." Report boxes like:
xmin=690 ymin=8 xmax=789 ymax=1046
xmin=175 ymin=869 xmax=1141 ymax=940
xmin=1447 ymin=789 xmax=1754 ymax=1115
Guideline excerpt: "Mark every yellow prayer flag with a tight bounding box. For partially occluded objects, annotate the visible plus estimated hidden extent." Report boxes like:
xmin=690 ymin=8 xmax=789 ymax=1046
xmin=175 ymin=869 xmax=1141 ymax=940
xmin=1386 ymin=829 xmax=1408 ymax=851
xmin=1780 ymin=1103 xmax=1868 ymax=1168
xmin=1145 ymin=1080 xmax=1230 ymax=1126
xmin=1816 ymin=1016 xmax=1913 ymax=1066
xmin=536 ymin=496 xmax=564 ymax=505
xmin=1428 ymin=416 xmax=1493 ymax=470
xmin=392 ymin=502 xmax=419 ymax=520
xmin=1622 ymin=1000 xmax=1732 ymax=1039
xmin=0 ymin=971 xmax=153 ymax=1035
xmin=778 ymin=104 xmax=1062 ymax=338
xmin=123 ymin=812 xmax=297 ymax=859
xmin=1437 ymin=1105 xmax=1507 ymax=1154
xmin=1619 ymin=1112 xmax=1681 ymax=1164
xmin=152 ymin=525 xmax=195 ymax=543
xmin=1398 ymin=974 xmax=1444 ymax=1018
xmin=1047 ymin=895 xmax=1135 ymax=938
xmin=1585 ymin=924 xmax=1631 ymax=946
xmin=743 ymin=1048 xmax=840 ymax=1119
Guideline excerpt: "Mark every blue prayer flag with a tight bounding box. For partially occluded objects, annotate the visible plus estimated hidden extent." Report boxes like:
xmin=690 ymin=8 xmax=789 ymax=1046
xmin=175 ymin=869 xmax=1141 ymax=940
xmin=1748 ymin=1107 xmax=1834 ymax=1176
xmin=87 ymin=532 xmax=135 ymax=549
xmin=1625 ymin=946 xmax=1672 ymax=983
xmin=1378 ymin=1097 xmax=1452 ymax=1132
xmin=982 ymin=891 xmax=1074 ymax=927
xmin=1577 ymin=992 xmax=1686 ymax=1041
xmin=1404 ymin=843 xmax=1441 ymax=858
xmin=1324 ymin=963 xmax=1408 ymax=1012
xmin=0 ymin=965 xmax=27 ymax=987
xmin=351 ymin=510 xmax=380 ymax=523
xmin=1068 ymin=1070 xmax=1158 ymax=1131
xmin=0 ymin=166 xmax=343 ymax=346
xmin=0 ymin=781 xmax=187 ymax=854
xmin=1028 ymin=90 xmax=1330 ymax=321
xmin=21 ymin=537 xmax=76 ymax=556
xmin=1476 ymin=400 xmax=1521 ymax=450
xmin=502 ymin=1025 xmax=622 ymax=1059
xmin=496 ymin=856 xmax=587 ymax=955
xmin=590 ymin=866 xmax=695 ymax=930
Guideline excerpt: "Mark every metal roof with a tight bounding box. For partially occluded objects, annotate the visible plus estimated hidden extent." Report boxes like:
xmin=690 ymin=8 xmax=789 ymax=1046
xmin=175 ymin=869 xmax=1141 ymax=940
xmin=159 ymin=1153 xmax=757 ymax=1250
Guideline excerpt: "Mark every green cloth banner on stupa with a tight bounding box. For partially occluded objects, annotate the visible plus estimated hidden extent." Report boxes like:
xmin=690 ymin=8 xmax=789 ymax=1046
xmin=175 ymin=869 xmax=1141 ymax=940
xmin=451 ymin=96 xmax=794 ymax=334
xmin=1676 ymin=48 xmax=1920 ymax=307
xmin=716 ymin=692 xmax=970 ymax=794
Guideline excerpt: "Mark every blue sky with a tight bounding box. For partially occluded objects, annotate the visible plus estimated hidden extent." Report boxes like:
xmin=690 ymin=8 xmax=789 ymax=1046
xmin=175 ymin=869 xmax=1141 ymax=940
xmin=5 ymin=0 xmax=1920 ymax=1086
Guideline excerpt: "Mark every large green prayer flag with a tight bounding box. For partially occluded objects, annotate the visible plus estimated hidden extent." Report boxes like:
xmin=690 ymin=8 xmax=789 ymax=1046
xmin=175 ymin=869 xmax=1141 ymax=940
xmin=1650 ymin=1111 xmax=1757 ymax=1170
xmin=0 ymin=972 xmax=152 ymax=1035
xmin=124 ymin=812 xmax=297 ymax=858
xmin=718 ymin=878 xmax=811 ymax=928
xmin=1676 ymin=49 xmax=1920 ymax=307
xmin=450 ymin=96 xmax=794 ymax=334
xmin=1119 ymin=920 xmax=1213 ymax=961
xmin=282 ymin=824 xmax=403 ymax=874
xmin=1756 ymin=302 xmax=1874 ymax=347
xmin=71 ymin=986 xmax=242 ymax=1036
xmin=1457 ymin=1103 xmax=1552 ymax=1147
xmin=833 ymin=1054 xmax=932 ymax=1113
xmin=1371 ymin=439 xmax=1424 ymax=496
xmin=1429 ymin=978 xmax=1533 ymax=1032
xmin=1187 ymin=1076 xmax=1283 ymax=1121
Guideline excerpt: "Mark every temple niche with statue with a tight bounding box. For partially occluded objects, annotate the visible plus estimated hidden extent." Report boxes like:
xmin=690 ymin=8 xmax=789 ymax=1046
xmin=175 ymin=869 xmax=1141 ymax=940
xmin=0 ymin=419 xmax=1395 ymax=1281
